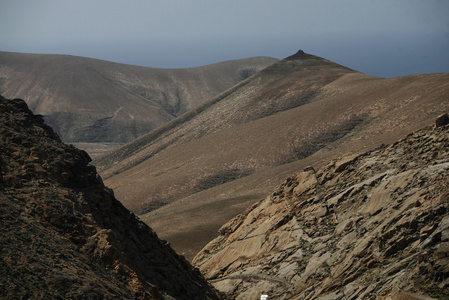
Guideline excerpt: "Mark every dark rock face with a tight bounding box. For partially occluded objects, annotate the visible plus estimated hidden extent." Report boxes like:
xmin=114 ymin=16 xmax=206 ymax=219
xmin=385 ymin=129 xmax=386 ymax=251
xmin=436 ymin=113 xmax=449 ymax=128
xmin=285 ymin=49 xmax=311 ymax=60
xmin=0 ymin=95 xmax=220 ymax=299
xmin=194 ymin=121 xmax=449 ymax=299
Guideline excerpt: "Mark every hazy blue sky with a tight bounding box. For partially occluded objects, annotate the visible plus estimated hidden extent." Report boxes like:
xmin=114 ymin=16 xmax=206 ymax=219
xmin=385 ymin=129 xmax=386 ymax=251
xmin=1 ymin=0 xmax=448 ymax=77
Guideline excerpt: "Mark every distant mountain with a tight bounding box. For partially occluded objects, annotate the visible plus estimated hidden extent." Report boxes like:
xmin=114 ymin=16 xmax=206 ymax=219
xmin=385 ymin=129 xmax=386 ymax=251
xmin=0 ymin=95 xmax=220 ymax=299
xmin=193 ymin=120 xmax=449 ymax=299
xmin=95 ymin=50 xmax=449 ymax=259
xmin=0 ymin=51 xmax=277 ymax=155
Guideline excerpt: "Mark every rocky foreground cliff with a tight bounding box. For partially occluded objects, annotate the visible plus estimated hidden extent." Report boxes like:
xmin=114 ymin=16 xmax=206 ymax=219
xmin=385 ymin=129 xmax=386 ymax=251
xmin=0 ymin=95 xmax=220 ymax=299
xmin=193 ymin=116 xmax=449 ymax=299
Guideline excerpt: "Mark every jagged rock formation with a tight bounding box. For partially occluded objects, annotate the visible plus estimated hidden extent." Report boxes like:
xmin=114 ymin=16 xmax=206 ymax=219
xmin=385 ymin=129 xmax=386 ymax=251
xmin=0 ymin=95 xmax=220 ymax=299
xmin=193 ymin=121 xmax=449 ymax=299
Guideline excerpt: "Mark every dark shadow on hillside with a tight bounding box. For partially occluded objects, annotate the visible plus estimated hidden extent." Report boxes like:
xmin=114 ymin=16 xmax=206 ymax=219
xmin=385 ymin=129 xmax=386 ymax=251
xmin=281 ymin=114 xmax=367 ymax=165
xmin=194 ymin=168 xmax=254 ymax=193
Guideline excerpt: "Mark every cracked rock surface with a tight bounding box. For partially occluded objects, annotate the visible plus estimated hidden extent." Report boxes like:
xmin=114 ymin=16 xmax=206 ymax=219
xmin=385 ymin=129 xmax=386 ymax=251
xmin=194 ymin=122 xmax=449 ymax=299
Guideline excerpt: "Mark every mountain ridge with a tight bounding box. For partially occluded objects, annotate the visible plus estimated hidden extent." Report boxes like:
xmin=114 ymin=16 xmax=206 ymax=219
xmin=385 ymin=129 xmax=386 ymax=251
xmin=0 ymin=51 xmax=277 ymax=155
xmin=96 ymin=50 xmax=359 ymax=178
xmin=95 ymin=51 xmax=449 ymax=259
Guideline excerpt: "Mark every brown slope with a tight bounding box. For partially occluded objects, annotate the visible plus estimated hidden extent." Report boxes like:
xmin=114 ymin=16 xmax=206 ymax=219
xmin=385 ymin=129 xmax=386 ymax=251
xmin=0 ymin=95 xmax=220 ymax=299
xmin=95 ymin=50 xmax=357 ymax=180
xmin=0 ymin=51 xmax=277 ymax=154
xmin=193 ymin=121 xmax=449 ymax=299
xmin=96 ymin=50 xmax=449 ymax=259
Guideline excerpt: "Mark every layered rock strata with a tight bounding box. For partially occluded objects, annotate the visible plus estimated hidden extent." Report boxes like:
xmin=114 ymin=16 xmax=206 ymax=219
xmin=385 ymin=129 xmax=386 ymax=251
xmin=194 ymin=121 xmax=449 ymax=299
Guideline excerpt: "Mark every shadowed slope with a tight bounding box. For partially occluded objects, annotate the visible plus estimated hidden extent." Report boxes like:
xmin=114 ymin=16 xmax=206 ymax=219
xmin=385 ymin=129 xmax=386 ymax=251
xmin=0 ymin=95 xmax=220 ymax=299
xmin=96 ymin=51 xmax=449 ymax=259
xmin=0 ymin=51 xmax=277 ymax=154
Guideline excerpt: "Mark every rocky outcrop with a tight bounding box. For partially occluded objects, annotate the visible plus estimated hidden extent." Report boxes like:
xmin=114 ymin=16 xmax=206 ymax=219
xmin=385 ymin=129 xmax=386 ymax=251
xmin=0 ymin=95 xmax=220 ymax=299
xmin=193 ymin=121 xmax=449 ymax=299
xmin=435 ymin=113 xmax=449 ymax=128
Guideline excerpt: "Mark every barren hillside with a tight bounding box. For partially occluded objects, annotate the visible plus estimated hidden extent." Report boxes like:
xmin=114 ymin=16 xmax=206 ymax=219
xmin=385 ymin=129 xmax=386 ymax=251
xmin=0 ymin=95 xmax=220 ymax=299
xmin=193 ymin=118 xmax=449 ymax=299
xmin=95 ymin=50 xmax=449 ymax=259
xmin=0 ymin=51 xmax=277 ymax=155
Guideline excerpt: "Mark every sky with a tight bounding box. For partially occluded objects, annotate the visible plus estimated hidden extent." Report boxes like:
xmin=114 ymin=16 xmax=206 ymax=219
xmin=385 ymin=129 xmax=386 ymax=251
xmin=0 ymin=0 xmax=448 ymax=78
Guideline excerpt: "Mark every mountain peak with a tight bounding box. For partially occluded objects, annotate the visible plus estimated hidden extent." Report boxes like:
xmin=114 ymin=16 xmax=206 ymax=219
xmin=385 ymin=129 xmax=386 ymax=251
xmin=285 ymin=49 xmax=321 ymax=61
